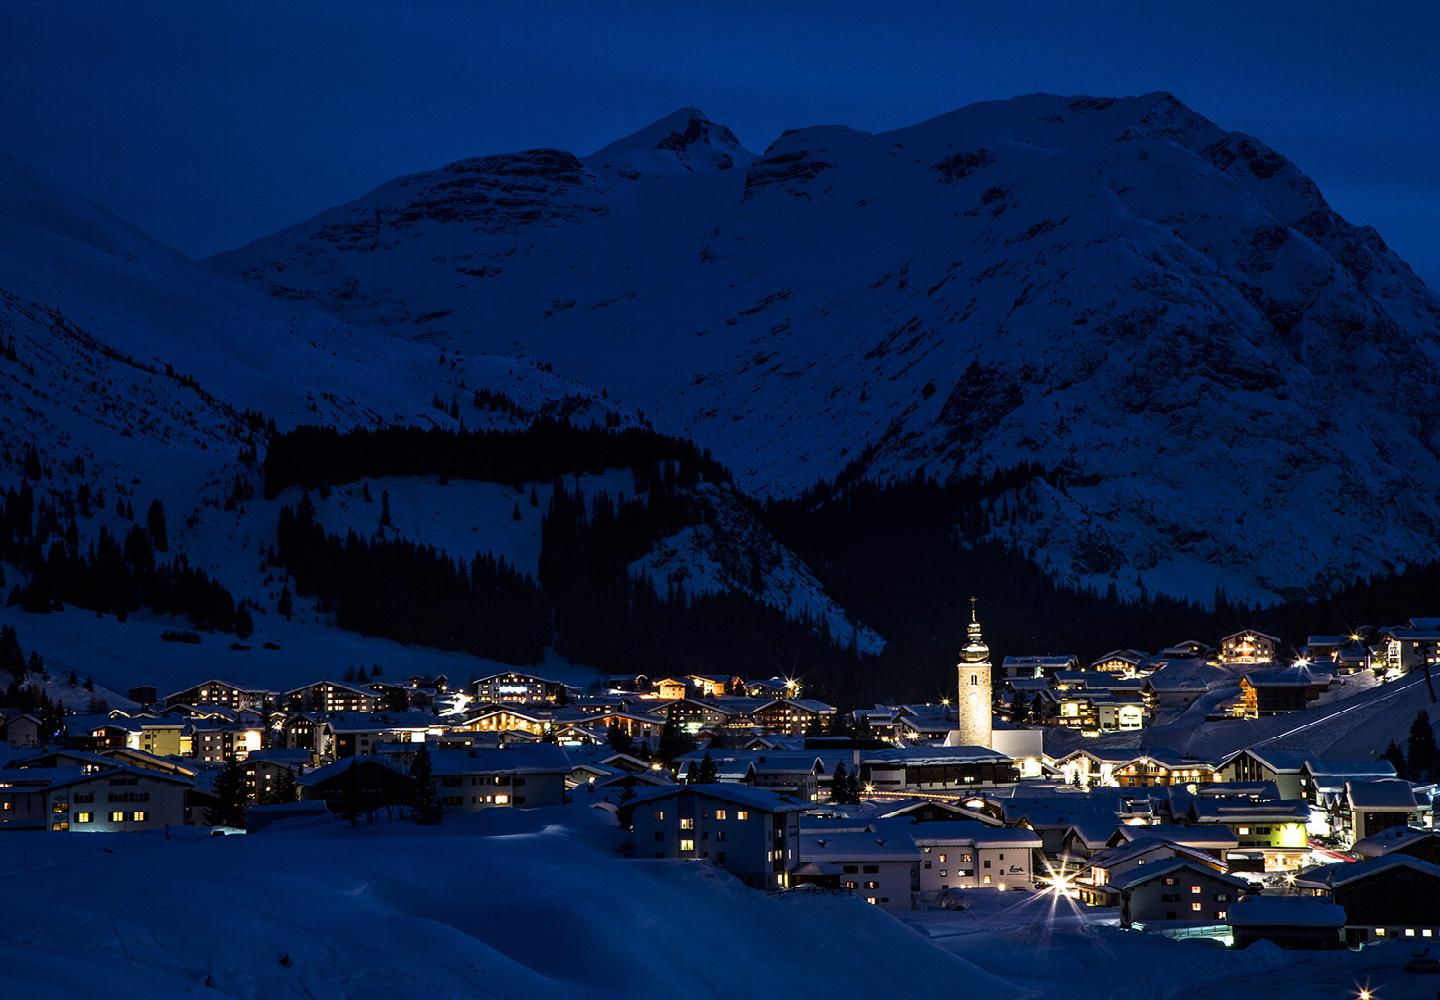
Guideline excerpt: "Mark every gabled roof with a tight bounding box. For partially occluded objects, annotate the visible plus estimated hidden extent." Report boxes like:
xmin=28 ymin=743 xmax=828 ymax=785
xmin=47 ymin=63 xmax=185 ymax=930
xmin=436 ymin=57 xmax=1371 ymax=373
xmin=1115 ymin=824 xmax=1239 ymax=849
xmin=1351 ymin=824 xmax=1439 ymax=859
xmin=1227 ymin=896 xmax=1344 ymax=928
xmin=1219 ymin=747 xmax=1310 ymax=774
xmin=1085 ymin=836 xmax=1216 ymax=871
xmin=1346 ymin=778 xmax=1420 ymax=810
xmin=283 ymin=679 xmax=379 ymax=699
xmin=1297 ymin=854 xmax=1440 ymax=890
xmin=295 ymin=755 xmax=407 ymax=786
xmin=428 ymin=745 xmax=570 ymax=775
xmin=1109 ymin=858 xmax=1250 ymax=892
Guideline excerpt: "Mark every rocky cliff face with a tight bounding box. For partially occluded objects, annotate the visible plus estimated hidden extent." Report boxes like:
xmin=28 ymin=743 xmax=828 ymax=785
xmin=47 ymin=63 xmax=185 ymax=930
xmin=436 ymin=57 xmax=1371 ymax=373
xmin=208 ymin=95 xmax=1440 ymax=603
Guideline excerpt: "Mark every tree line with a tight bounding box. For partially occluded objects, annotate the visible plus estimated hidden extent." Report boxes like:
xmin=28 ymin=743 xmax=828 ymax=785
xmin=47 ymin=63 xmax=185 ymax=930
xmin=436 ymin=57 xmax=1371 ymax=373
xmin=2 ymin=483 xmax=245 ymax=634
xmin=262 ymin=420 xmax=732 ymax=499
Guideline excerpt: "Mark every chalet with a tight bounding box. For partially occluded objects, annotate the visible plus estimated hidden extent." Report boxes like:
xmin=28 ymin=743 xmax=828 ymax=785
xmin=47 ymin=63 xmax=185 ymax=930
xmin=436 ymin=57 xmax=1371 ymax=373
xmin=1352 ymin=825 xmax=1440 ymax=865
xmin=422 ymin=745 xmax=568 ymax=812
xmin=687 ymin=674 xmax=740 ymax=698
xmin=1142 ymin=662 xmax=1224 ymax=712
xmin=1345 ymin=779 xmax=1421 ymax=843
xmin=744 ymin=677 xmax=800 ymax=699
xmin=1296 ymin=856 xmax=1440 ymax=945
xmin=1091 ymin=649 xmax=1149 ymax=674
xmin=191 ymin=721 xmax=264 ymax=763
xmin=1187 ymin=798 xmax=1310 ymax=872
xmin=1215 ymin=748 xmax=1309 ymax=800
xmin=242 ymin=748 xmax=310 ymax=801
xmin=751 ymin=698 xmax=835 ymax=736
xmin=800 ymin=829 xmax=918 ymax=909
xmin=1377 ymin=621 xmax=1440 ymax=676
xmin=283 ymin=680 xmax=381 ymax=714
xmin=622 ymin=784 xmax=807 ymax=890
xmin=860 ymin=746 xmax=1017 ymax=794
xmin=330 ymin=712 xmax=437 ymax=758
xmin=457 ymin=705 xmax=553 ymax=738
xmin=281 ymin=714 xmax=335 ymax=760
xmin=163 ymin=679 xmax=272 ymax=712
xmin=1237 ymin=666 xmax=1329 ymax=717
xmin=1001 ymin=655 xmax=1078 ymax=680
xmin=1109 ymin=824 xmax=1239 ymax=860
xmin=1227 ymin=896 xmax=1345 ymax=950
xmin=1109 ymin=750 xmax=1215 ymax=788
xmin=657 ymin=697 xmax=738 ymax=734
xmin=0 ymin=710 xmax=41 ymax=748
xmin=590 ymin=710 xmax=666 ymax=750
xmin=472 ymin=671 xmax=574 ymax=705
xmin=1219 ymin=630 xmax=1280 ymax=665
xmin=1112 ymin=859 xmax=1250 ymax=928
xmin=0 ymin=763 xmax=189 ymax=831
xmin=1159 ymin=639 xmax=1213 ymax=659
xmin=297 ymin=756 xmax=413 ymax=815
xmin=912 ymin=821 xmax=1041 ymax=894
xmin=1299 ymin=758 xmax=1396 ymax=808
xmin=650 ymin=677 xmax=690 ymax=700
xmin=1078 ymin=837 xmax=1224 ymax=905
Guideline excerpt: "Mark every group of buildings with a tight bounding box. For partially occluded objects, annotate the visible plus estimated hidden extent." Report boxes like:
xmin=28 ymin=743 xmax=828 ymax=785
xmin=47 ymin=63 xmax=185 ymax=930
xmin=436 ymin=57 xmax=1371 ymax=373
xmin=2 ymin=606 xmax=1438 ymax=950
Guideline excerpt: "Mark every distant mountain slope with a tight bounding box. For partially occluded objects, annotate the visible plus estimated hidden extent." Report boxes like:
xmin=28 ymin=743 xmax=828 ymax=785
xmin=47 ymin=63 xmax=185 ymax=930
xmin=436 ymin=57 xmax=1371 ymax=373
xmin=210 ymin=95 xmax=1440 ymax=603
xmin=0 ymin=151 xmax=873 ymax=677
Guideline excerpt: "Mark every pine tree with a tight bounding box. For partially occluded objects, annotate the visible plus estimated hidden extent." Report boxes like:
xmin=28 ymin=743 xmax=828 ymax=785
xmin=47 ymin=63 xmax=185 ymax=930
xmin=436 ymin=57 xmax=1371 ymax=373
xmin=269 ymin=767 xmax=297 ymax=805
xmin=207 ymin=756 xmax=249 ymax=827
xmin=22 ymin=444 xmax=41 ymax=480
xmin=606 ymin=721 xmax=635 ymax=756
xmin=831 ymin=760 xmax=852 ymax=803
xmin=657 ymin=716 xmax=691 ymax=763
xmin=379 ymin=490 xmax=393 ymax=531
xmin=1379 ymin=740 xmax=1408 ymax=781
xmin=410 ymin=743 xmax=442 ymax=824
xmin=512 ymin=502 xmax=522 ymax=521
xmin=697 ymin=751 xmax=719 ymax=784
xmin=277 ymin=586 xmax=293 ymax=621
xmin=1407 ymin=711 xmax=1438 ymax=782
xmin=146 ymin=500 xmax=168 ymax=552
xmin=234 ymin=605 xmax=254 ymax=639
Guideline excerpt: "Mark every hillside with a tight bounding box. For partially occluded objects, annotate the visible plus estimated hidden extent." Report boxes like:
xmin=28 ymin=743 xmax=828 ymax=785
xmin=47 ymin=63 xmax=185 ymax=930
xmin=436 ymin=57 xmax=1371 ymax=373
xmin=210 ymin=95 xmax=1440 ymax=604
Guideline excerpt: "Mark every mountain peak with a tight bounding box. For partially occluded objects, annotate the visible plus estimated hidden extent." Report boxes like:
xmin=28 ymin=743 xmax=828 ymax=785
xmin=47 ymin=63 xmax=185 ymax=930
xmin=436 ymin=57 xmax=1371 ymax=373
xmin=589 ymin=107 xmax=754 ymax=173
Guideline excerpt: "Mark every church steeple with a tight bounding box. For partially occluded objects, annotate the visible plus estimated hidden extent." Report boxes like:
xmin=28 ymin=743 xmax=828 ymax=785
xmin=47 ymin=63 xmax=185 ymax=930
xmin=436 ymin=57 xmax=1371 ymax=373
xmin=961 ymin=596 xmax=989 ymax=663
xmin=947 ymin=596 xmax=994 ymax=749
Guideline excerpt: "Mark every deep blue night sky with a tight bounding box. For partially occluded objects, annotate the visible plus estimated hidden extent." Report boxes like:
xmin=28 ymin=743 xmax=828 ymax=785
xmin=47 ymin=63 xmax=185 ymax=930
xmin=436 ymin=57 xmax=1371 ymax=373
xmin=3 ymin=1 xmax=1437 ymax=285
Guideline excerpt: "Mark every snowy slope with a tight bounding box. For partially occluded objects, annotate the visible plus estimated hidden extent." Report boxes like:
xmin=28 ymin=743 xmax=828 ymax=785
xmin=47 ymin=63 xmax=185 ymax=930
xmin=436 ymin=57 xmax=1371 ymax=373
xmin=0 ymin=808 xmax=1016 ymax=1000
xmin=210 ymin=96 xmax=1440 ymax=604
xmin=1 ymin=805 xmax=1428 ymax=1000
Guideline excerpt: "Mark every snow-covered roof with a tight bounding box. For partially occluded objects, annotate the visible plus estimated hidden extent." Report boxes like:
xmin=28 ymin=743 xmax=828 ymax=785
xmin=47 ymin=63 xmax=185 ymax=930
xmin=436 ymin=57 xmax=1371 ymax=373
xmin=862 ymin=746 xmax=1010 ymax=766
xmin=1351 ymin=824 xmax=1437 ymax=859
xmin=1109 ymin=858 xmax=1250 ymax=892
xmin=909 ymin=821 xmax=1042 ymax=849
xmin=295 ymin=755 xmax=407 ymax=785
xmin=1227 ymin=895 xmax=1344 ymax=928
xmin=1345 ymin=778 xmax=1420 ymax=810
xmin=626 ymin=783 xmax=810 ymax=813
xmin=1297 ymin=855 xmax=1440 ymax=890
xmin=800 ymin=832 xmax=918 ymax=863
xmin=1116 ymin=824 xmax=1238 ymax=848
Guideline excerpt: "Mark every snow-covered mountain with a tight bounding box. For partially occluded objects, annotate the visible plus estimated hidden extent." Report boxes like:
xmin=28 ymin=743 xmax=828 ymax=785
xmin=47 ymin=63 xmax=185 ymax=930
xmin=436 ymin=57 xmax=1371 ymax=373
xmin=0 ymin=149 xmax=871 ymax=682
xmin=210 ymin=95 xmax=1440 ymax=603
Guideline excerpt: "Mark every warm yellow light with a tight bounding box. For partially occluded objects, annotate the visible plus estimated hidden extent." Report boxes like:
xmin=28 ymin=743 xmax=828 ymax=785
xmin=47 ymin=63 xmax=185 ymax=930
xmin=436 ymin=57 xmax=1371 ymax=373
xmin=863 ymin=783 xmax=875 ymax=794
xmin=1359 ymin=989 xmax=1372 ymax=1000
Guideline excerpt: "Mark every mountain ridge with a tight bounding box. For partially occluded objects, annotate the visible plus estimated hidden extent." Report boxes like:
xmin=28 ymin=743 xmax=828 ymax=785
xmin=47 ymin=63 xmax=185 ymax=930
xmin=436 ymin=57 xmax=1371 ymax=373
xmin=206 ymin=92 xmax=1440 ymax=605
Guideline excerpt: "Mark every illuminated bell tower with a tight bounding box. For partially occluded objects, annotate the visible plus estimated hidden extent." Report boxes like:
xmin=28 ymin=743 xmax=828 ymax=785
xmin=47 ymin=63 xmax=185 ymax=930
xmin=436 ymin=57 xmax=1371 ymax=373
xmin=950 ymin=596 xmax=993 ymax=749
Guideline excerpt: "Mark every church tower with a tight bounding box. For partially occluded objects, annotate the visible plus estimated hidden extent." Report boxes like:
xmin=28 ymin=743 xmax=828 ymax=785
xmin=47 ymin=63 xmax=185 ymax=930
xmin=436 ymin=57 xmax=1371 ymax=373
xmin=949 ymin=597 xmax=993 ymax=749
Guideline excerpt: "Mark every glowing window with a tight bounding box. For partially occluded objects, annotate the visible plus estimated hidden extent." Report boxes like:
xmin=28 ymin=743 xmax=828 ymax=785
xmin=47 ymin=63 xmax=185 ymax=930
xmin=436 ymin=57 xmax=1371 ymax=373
xmin=109 ymin=811 xmax=125 ymax=823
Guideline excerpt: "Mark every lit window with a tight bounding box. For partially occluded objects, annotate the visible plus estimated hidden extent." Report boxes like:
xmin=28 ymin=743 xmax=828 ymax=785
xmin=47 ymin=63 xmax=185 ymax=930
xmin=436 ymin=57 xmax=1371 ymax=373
xmin=736 ymin=811 xmax=749 ymax=820
xmin=1190 ymin=885 xmax=1201 ymax=894
xmin=680 ymin=838 xmax=695 ymax=852
xmin=680 ymin=818 xmax=694 ymax=830
xmin=110 ymin=811 xmax=125 ymax=823
xmin=653 ymin=810 xmax=665 ymax=821
xmin=132 ymin=811 xmax=146 ymax=822
xmin=715 ymin=810 xmax=727 ymax=820
xmin=1375 ymin=929 xmax=1386 ymax=937
xmin=75 ymin=812 xmax=92 ymax=824
xmin=1191 ymin=902 xmax=1203 ymax=912
xmin=1217 ymin=911 xmax=1227 ymax=920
